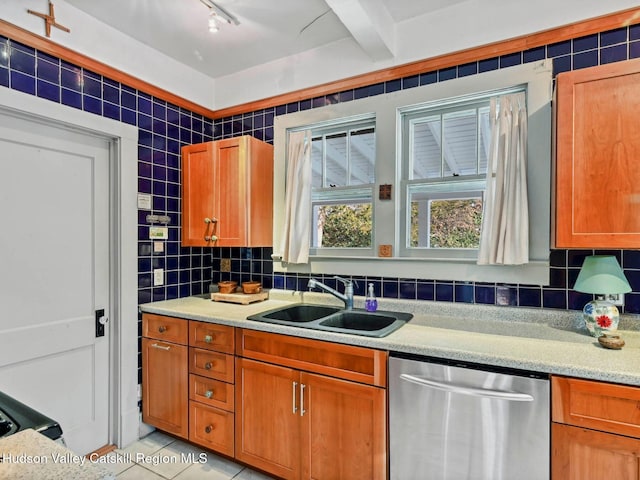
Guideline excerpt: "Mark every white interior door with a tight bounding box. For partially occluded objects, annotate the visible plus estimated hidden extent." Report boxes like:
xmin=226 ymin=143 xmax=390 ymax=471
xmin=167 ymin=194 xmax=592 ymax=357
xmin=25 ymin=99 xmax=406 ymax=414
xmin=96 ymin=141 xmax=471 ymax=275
xmin=0 ymin=111 xmax=111 ymax=455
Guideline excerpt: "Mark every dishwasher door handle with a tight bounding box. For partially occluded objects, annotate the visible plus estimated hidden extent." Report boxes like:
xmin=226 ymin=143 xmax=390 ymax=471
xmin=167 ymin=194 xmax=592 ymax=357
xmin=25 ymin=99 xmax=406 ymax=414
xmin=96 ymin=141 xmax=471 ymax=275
xmin=399 ymin=374 xmax=534 ymax=401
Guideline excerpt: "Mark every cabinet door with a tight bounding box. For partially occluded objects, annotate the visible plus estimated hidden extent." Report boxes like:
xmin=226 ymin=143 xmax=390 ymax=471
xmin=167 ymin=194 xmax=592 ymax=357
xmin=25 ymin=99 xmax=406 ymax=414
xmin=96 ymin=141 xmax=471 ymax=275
xmin=301 ymin=372 xmax=387 ymax=480
xmin=142 ymin=338 xmax=188 ymax=439
xmin=181 ymin=142 xmax=216 ymax=247
xmin=213 ymin=138 xmax=247 ymax=246
xmin=555 ymin=59 xmax=640 ymax=248
xmin=552 ymin=423 xmax=640 ymax=480
xmin=235 ymin=358 xmax=301 ymax=480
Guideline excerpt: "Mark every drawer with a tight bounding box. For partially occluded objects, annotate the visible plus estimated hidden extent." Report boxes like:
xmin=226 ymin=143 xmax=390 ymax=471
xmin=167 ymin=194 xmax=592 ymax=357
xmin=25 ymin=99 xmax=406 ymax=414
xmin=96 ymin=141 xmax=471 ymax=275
xmin=236 ymin=328 xmax=388 ymax=387
xmin=189 ymin=402 xmax=234 ymax=457
xmin=142 ymin=314 xmax=188 ymax=344
xmin=189 ymin=348 xmax=234 ymax=383
xmin=189 ymin=374 xmax=234 ymax=412
xmin=552 ymin=376 xmax=640 ymax=439
xmin=189 ymin=321 xmax=234 ymax=354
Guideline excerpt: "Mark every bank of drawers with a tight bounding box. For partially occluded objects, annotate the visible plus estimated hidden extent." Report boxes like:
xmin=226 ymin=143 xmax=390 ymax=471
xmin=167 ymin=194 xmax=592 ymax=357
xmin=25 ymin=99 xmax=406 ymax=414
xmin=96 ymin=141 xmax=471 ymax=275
xmin=188 ymin=320 xmax=235 ymax=457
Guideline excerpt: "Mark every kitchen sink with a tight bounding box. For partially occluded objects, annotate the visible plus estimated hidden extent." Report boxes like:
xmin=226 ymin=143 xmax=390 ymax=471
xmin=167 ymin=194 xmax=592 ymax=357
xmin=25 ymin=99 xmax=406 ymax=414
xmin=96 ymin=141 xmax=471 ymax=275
xmin=247 ymin=304 xmax=412 ymax=337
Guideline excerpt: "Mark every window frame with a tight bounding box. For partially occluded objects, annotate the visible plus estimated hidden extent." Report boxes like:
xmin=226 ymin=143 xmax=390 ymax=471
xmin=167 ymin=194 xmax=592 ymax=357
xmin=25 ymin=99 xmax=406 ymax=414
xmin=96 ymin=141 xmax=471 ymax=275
xmin=272 ymin=60 xmax=553 ymax=284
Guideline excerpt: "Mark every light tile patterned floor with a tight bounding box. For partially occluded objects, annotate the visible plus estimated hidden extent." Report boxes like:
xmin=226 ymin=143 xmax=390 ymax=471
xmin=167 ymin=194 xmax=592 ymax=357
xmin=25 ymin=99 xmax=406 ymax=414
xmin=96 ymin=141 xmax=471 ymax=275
xmin=103 ymin=431 xmax=275 ymax=480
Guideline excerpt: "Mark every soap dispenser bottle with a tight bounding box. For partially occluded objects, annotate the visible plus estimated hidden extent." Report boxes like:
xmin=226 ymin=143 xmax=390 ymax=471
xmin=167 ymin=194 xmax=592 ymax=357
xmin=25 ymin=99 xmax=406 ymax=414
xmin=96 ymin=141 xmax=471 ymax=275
xmin=365 ymin=283 xmax=378 ymax=312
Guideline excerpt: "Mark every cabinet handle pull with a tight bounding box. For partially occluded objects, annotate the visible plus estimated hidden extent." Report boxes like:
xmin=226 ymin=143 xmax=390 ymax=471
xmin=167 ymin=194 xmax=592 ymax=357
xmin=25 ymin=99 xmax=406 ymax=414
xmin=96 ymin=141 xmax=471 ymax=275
xmin=204 ymin=334 xmax=213 ymax=343
xmin=204 ymin=389 xmax=213 ymax=399
xmin=292 ymin=381 xmax=298 ymax=414
xmin=300 ymin=383 xmax=306 ymax=417
xmin=158 ymin=326 xmax=167 ymax=333
xmin=204 ymin=217 xmax=218 ymax=224
xmin=204 ymin=235 xmax=218 ymax=242
xmin=151 ymin=343 xmax=170 ymax=351
xmin=204 ymin=362 xmax=213 ymax=370
xmin=205 ymin=424 xmax=214 ymax=434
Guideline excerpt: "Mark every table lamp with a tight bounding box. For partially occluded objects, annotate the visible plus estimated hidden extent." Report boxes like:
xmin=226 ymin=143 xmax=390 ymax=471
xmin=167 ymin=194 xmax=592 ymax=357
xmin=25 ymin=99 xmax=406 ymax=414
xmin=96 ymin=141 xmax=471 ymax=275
xmin=573 ymin=255 xmax=631 ymax=337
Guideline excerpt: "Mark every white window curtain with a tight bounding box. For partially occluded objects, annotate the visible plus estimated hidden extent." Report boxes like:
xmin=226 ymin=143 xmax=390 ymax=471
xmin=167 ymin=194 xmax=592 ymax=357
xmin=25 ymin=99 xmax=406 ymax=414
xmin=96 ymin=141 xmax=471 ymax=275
xmin=477 ymin=92 xmax=529 ymax=265
xmin=282 ymin=130 xmax=312 ymax=264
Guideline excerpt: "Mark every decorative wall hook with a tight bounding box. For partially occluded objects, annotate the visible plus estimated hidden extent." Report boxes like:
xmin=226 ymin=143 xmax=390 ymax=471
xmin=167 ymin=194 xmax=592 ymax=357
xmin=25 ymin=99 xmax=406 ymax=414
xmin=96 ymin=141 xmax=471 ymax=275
xmin=28 ymin=1 xmax=70 ymax=38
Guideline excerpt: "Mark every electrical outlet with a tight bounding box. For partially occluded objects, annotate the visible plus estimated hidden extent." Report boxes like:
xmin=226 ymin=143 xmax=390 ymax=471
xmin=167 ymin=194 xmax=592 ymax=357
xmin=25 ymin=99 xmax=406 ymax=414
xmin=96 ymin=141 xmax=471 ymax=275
xmin=605 ymin=293 xmax=624 ymax=307
xmin=220 ymin=258 xmax=231 ymax=272
xmin=153 ymin=268 xmax=164 ymax=286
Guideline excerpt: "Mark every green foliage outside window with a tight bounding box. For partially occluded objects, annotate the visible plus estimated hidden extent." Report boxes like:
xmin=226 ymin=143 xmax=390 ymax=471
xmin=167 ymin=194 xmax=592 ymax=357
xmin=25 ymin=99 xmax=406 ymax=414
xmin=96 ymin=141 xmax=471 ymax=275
xmin=317 ymin=204 xmax=372 ymax=248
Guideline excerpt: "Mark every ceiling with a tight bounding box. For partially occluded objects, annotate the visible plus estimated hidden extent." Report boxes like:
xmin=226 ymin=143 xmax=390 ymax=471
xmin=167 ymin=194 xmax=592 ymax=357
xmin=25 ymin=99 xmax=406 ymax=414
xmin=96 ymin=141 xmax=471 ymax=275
xmin=64 ymin=0 xmax=464 ymax=79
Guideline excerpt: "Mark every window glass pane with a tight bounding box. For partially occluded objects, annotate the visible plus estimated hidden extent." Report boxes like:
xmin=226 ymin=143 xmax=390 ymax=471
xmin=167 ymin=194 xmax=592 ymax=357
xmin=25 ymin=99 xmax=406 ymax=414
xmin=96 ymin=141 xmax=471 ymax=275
xmin=409 ymin=193 xmax=482 ymax=248
xmin=442 ymin=109 xmax=477 ymax=176
xmin=478 ymin=106 xmax=490 ymax=175
xmin=312 ymin=203 xmax=372 ymax=248
xmin=324 ymin=132 xmax=347 ymax=187
xmin=311 ymin=137 xmax=323 ymax=189
xmin=411 ymin=117 xmax=441 ymax=179
xmin=349 ymin=128 xmax=375 ymax=185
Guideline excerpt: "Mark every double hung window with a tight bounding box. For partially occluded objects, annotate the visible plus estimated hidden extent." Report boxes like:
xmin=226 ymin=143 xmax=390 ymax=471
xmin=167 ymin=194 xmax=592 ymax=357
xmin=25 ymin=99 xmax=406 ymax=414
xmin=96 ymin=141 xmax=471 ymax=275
xmin=399 ymin=87 xmax=524 ymax=259
xmin=305 ymin=115 xmax=376 ymax=255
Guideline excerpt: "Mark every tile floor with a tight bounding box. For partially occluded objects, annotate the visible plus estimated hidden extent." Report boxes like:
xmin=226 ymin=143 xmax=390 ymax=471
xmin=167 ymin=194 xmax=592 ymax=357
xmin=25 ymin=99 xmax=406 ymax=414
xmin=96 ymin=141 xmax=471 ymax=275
xmin=103 ymin=431 xmax=276 ymax=480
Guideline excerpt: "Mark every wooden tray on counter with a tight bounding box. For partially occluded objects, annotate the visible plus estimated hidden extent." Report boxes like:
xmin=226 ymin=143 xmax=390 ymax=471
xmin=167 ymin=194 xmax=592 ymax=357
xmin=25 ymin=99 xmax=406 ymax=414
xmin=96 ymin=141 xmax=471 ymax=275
xmin=211 ymin=291 xmax=268 ymax=305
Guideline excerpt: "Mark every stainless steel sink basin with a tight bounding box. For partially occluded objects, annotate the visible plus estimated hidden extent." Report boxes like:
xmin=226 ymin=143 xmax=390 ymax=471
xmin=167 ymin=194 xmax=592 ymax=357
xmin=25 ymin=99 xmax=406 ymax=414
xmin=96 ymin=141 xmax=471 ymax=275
xmin=247 ymin=304 xmax=412 ymax=337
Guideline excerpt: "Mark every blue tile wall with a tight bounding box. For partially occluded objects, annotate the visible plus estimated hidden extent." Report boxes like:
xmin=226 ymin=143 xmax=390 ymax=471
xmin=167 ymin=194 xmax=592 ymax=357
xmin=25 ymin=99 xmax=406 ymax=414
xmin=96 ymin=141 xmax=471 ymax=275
xmin=2 ymin=23 xmax=640 ymax=321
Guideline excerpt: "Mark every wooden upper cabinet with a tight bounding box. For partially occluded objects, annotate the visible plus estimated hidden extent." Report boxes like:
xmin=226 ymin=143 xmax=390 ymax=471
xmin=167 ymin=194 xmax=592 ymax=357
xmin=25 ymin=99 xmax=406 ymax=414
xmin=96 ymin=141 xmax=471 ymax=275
xmin=555 ymin=58 xmax=640 ymax=248
xmin=181 ymin=135 xmax=274 ymax=247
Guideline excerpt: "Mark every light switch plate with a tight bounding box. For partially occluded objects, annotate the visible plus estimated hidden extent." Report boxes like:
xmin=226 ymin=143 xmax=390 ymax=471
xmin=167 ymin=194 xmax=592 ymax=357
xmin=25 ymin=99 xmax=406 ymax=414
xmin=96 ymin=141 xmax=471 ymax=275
xmin=153 ymin=268 xmax=164 ymax=286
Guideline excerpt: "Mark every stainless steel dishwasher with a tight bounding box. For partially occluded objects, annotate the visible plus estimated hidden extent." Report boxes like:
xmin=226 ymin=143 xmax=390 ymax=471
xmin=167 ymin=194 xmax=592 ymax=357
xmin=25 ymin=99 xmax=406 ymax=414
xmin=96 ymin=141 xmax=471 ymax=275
xmin=389 ymin=353 xmax=549 ymax=480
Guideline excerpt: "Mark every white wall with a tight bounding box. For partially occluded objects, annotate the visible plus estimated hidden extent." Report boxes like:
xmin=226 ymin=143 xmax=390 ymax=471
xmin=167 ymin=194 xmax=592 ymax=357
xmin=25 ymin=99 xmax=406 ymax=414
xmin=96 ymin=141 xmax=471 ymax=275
xmin=0 ymin=0 xmax=215 ymax=108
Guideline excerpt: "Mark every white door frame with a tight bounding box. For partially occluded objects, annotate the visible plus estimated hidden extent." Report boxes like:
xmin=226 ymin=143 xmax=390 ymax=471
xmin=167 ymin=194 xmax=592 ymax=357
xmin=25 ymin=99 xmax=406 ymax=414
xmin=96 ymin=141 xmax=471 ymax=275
xmin=0 ymin=87 xmax=139 ymax=449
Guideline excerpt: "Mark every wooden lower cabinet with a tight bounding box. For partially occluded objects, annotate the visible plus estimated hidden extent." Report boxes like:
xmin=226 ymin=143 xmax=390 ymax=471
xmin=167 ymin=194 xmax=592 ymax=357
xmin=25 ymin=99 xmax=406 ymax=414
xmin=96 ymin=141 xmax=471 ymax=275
xmin=301 ymin=371 xmax=386 ymax=480
xmin=235 ymin=357 xmax=386 ymax=480
xmin=552 ymin=423 xmax=640 ymax=479
xmin=552 ymin=376 xmax=640 ymax=480
xmin=141 ymin=337 xmax=188 ymax=439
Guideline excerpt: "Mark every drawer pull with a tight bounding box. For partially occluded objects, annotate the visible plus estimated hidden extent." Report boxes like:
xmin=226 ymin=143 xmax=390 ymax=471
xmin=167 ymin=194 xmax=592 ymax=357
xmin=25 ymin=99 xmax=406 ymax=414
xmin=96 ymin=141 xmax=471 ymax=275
xmin=205 ymin=424 xmax=214 ymax=434
xmin=204 ymin=362 xmax=213 ymax=370
xmin=204 ymin=334 xmax=214 ymax=343
xmin=158 ymin=326 xmax=167 ymax=333
xmin=151 ymin=343 xmax=170 ymax=351
xmin=204 ymin=389 xmax=214 ymax=399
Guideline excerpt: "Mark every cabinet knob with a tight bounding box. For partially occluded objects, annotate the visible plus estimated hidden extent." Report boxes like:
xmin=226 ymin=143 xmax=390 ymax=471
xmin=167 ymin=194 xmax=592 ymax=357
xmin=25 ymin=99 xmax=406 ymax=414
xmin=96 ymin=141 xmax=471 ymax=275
xmin=204 ymin=217 xmax=218 ymax=224
xmin=205 ymin=424 xmax=214 ymax=434
xmin=204 ymin=235 xmax=218 ymax=242
xmin=204 ymin=334 xmax=213 ymax=343
xmin=204 ymin=389 xmax=213 ymax=399
xmin=204 ymin=362 xmax=213 ymax=370
xmin=158 ymin=326 xmax=167 ymax=333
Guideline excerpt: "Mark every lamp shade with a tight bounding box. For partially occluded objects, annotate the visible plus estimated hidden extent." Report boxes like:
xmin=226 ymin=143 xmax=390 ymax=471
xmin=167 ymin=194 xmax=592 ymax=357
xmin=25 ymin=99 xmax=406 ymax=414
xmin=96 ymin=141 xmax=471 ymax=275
xmin=574 ymin=255 xmax=631 ymax=294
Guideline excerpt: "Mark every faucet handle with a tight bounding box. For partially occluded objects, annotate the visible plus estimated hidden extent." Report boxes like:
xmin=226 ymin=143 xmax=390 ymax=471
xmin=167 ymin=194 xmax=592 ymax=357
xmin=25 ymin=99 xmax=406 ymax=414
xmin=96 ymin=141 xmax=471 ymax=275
xmin=334 ymin=276 xmax=357 ymax=290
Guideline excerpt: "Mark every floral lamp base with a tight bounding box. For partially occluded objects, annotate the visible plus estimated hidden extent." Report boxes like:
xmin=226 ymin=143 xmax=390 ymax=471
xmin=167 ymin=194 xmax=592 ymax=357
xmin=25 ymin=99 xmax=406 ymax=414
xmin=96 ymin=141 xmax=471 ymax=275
xmin=583 ymin=299 xmax=619 ymax=337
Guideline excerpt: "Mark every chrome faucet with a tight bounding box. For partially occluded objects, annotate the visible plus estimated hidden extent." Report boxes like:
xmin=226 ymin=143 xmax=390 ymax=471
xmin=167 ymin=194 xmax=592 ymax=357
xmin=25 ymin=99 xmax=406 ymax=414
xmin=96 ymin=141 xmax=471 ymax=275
xmin=307 ymin=276 xmax=354 ymax=310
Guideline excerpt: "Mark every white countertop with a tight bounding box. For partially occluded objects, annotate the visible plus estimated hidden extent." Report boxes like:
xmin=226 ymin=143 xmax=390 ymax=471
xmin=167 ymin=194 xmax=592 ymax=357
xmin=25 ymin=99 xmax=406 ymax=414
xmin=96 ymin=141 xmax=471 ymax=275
xmin=140 ymin=290 xmax=640 ymax=386
xmin=0 ymin=429 xmax=114 ymax=480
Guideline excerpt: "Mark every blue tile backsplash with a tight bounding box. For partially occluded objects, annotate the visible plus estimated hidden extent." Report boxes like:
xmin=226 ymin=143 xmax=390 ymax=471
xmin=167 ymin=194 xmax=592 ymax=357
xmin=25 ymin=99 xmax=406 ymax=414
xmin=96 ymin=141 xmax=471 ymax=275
xmin=2 ymin=24 xmax=640 ymax=320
